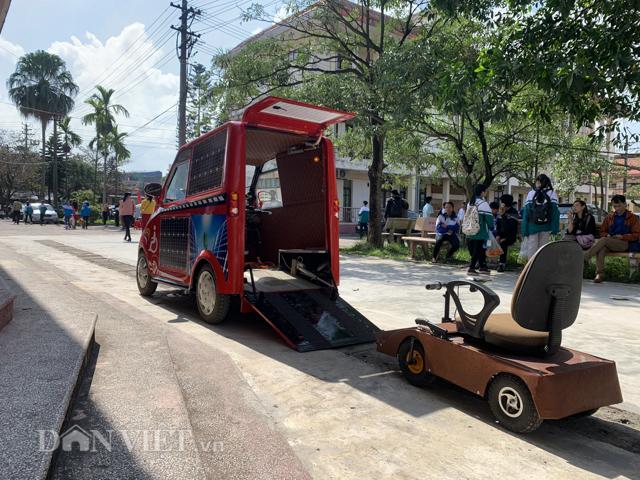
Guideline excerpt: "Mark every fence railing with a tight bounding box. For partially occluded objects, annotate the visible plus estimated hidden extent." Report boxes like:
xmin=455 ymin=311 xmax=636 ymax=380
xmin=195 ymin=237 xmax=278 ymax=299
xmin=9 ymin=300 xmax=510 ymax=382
xmin=339 ymin=206 xmax=361 ymax=223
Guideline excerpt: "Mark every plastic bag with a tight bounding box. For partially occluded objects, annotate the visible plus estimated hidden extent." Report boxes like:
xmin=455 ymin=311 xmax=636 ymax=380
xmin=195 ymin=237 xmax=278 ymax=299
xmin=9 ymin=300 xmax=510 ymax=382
xmin=485 ymin=232 xmax=504 ymax=258
xmin=518 ymin=236 xmax=529 ymax=260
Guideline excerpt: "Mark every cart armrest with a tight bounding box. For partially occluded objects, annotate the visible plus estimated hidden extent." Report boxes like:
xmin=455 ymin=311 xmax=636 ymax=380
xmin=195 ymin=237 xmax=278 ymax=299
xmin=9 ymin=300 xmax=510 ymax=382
xmin=442 ymin=280 xmax=501 ymax=339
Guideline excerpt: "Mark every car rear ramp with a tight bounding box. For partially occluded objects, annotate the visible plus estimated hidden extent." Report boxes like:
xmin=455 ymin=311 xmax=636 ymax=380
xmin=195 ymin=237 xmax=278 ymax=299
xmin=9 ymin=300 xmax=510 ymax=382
xmin=244 ymin=269 xmax=379 ymax=352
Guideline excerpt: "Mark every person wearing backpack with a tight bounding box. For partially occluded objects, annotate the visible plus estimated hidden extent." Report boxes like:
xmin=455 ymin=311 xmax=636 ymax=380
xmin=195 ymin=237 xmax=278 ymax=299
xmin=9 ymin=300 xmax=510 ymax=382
xmin=462 ymin=184 xmax=494 ymax=274
xmin=384 ymin=190 xmax=409 ymax=220
xmin=521 ymin=174 xmax=559 ymax=260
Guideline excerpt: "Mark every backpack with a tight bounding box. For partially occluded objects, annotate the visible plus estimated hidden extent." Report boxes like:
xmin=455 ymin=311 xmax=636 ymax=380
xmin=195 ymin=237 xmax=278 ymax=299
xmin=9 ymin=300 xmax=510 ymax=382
xmin=461 ymin=202 xmax=480 ymax=235
xmin=530 ymin=189 xmax=552 ymax=225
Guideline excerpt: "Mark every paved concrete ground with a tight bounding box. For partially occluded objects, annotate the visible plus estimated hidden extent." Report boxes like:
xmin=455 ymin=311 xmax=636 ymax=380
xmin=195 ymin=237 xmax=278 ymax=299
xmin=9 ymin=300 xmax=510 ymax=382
xmin=1 ymin=221 xmax=639 ymax=479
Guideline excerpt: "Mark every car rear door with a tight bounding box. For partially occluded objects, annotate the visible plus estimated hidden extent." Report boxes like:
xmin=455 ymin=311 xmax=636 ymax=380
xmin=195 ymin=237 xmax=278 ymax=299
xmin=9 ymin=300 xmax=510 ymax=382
xmin=242 ymin=97 xmax=355 ymax=136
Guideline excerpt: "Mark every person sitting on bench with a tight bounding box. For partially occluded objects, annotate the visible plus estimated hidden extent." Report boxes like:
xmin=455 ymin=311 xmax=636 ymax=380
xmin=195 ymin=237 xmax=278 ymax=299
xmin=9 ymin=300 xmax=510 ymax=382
xmin=584 ymin=195 xmax=640 ymax=283
xmin=432 ymin=202 xmax=460 ymax=263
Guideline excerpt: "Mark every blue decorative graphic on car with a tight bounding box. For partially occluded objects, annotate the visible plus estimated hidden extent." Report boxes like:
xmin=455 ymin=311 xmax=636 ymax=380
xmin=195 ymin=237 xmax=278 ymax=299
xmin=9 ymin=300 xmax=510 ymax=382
xmin=189 ymin=214 xmax=229 ymax=278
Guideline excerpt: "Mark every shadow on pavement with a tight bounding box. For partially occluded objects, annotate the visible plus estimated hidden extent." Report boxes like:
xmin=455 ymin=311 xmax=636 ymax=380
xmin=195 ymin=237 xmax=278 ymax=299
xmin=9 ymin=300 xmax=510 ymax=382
xmin=144 ymin=288 xmax=640 ymax=479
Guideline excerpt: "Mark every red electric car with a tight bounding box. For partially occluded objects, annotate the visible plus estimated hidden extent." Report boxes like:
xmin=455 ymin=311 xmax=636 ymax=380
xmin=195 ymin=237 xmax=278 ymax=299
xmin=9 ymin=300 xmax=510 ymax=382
xmin=136 ymin=97 xmax=378 ymax=351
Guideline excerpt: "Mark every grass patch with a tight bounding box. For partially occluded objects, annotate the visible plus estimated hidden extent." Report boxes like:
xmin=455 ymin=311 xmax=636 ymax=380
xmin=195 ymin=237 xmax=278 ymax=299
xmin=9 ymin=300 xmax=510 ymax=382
xmin=341 ymin=240 xmax=639 ymax=283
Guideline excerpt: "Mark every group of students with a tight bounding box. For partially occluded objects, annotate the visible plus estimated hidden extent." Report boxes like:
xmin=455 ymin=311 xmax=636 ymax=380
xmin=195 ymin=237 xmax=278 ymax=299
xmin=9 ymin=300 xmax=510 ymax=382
xmin=435 ymin=174 xmax=640 ymax=282
xmin=61 ymin=200 xmax=92 ymax=230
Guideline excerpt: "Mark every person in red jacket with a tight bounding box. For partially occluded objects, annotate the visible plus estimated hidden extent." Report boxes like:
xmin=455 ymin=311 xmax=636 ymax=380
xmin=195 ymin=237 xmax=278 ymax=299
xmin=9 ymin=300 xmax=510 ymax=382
xmin=584 ymin=195 xmax=640 ymax=283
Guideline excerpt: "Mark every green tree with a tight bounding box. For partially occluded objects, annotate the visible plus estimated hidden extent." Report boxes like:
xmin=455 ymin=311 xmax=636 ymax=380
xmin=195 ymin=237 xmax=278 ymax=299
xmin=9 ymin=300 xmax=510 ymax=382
xmin=186 ymin=63 xmax=214 ymax=141
xmin=106 ymin=126 xmax=131 ymax=196
xmin=7 ymin=50 xmax=79 ymax=206
xmin=81 ymin=85 xmax=129 ymax=204
xmin=440 ymin=0 xmax=640 ymax=141
xmin=214 ymin=0 xmax=435 ymax=246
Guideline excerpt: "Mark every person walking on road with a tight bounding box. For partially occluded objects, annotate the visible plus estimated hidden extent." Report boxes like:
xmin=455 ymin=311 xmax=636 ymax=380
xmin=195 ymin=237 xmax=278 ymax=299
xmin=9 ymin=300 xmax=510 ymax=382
xmin=62 ymin=201 xmax=73 ymax=230
xmin=140 ymin=194 xmax=156 ymax=229
xmin=102 ymin=203 xmax=109 ymax=226
xmin=24 ymin=202 xmax=33 ymax=224
xmin=521 ymin=174 xmax=559 ymax=259
xmin=80 ymin=200 xmax=91 ymax=230
xmin=120 ymin=192 xmax=135 ymax=242
xmin=12 ymin=200 xmax=22 ymax=224
xmin=38 ymin=203 xmax=47 ymax=226
xmin=463 ymin=184 xmax=494 ymax=275
xmin=357 ymin=200 xmax=369 ymax=239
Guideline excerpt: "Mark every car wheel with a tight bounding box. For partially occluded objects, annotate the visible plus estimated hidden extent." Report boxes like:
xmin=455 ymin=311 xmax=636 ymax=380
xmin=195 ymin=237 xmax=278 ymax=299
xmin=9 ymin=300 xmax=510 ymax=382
xmin=487 ymin=374 xmax=542 ymax=433
xmin=195 ymin=264 xmax=230 ymax=324
xmin=398 ymin=338 xmax=436 ymax=387
xmin=136 ymin=252 xmax=157 ymax=296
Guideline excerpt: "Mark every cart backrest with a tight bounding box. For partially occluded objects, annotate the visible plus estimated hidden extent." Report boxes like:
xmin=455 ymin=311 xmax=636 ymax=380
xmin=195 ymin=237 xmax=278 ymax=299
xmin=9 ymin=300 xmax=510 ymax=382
xmin=510 ymin=241 xmax=583 ymax=332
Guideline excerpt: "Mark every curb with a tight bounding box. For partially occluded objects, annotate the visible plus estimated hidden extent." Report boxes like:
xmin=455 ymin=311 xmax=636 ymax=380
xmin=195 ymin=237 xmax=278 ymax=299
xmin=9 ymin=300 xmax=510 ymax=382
xmin=42 ymin=313 xmax=98 ymax=480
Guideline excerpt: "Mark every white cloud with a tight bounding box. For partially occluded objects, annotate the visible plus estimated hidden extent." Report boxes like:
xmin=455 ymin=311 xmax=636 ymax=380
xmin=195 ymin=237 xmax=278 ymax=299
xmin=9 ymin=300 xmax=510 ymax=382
xmin=0 ymin=36 xmax=24 ymax=61
xmin=0 ymin=25 xmax=180 ymax=172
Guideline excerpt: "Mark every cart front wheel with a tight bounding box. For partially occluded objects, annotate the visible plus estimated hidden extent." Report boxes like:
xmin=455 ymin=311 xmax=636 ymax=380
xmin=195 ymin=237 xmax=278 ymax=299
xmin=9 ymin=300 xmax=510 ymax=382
xmin=487 ymin=374 xmax=542 ymax=433
xmin=398 ymin=338 xmax=435 ymax=387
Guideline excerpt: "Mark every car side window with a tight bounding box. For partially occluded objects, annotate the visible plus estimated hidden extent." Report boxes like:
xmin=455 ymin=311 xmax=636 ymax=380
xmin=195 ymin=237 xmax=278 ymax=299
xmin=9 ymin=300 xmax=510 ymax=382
xmin=165 ymin=162 xmax=190 ymax=203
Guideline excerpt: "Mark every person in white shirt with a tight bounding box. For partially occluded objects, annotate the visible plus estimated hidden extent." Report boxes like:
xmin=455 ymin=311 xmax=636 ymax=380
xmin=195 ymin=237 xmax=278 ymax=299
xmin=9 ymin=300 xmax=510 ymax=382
xmin=357 ymin=201 xmax=369 ymax=238
xmin=422 ymin=196 xmax=434 ymax=217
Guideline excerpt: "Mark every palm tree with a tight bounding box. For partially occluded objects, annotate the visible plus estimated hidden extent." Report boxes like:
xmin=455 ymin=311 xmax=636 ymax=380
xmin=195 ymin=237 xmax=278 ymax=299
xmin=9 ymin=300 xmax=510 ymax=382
xmin=107 ymin=126 xmax=131 ymax=196
xmin=7 ymin=50 xmax=78 ymax=206
xmin=58 ymin=116 xmax=83 ymax=198
xmin=81 ymin=85 xmax=129 ymax=204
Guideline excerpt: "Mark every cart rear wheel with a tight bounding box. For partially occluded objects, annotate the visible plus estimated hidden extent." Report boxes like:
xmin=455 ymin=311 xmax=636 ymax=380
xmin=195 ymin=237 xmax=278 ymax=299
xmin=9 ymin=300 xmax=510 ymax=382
xmin=487 ymin=374 xmax=542 ymax=433
xmin=398 ymin=338 xmax=435 ymax=387
xmin=195 ymin=264 xmax=230 ymax=324
xmin=136 ymin=252 xmax=157 ymax=297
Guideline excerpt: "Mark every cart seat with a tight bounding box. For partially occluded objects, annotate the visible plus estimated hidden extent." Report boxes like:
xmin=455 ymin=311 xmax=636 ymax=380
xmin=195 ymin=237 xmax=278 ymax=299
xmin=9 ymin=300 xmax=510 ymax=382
xmin=486 ymin=241 xmax=582 ymax=355
xmin=483 ymin=313 xmax=548 ymax=353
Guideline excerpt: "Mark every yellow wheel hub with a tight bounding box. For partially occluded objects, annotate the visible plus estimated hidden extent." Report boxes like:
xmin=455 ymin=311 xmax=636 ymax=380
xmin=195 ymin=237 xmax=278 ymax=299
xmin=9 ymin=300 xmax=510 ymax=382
xmin=406 ymin=350 xmax=424 ymax=374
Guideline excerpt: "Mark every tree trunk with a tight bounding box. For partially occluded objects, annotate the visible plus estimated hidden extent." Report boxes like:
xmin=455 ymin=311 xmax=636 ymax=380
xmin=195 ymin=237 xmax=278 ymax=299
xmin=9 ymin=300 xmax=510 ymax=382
xmin=367 ymin=130 xmax=385 ymax=247
xmin=52 ymin=118 xmax=59 ymax=207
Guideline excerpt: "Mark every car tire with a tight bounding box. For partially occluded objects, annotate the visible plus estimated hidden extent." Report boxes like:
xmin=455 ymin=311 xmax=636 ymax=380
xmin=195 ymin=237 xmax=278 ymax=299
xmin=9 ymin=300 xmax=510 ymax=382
xmin=195 ymin=264 xmax=230 ymax=324
xmin=136 ymin=252 xmax=157 ymax=296
xmin=398 ymin=338 xmax=436 ymax=388
xmin=487 ymin=374 xmax=542 ymax=433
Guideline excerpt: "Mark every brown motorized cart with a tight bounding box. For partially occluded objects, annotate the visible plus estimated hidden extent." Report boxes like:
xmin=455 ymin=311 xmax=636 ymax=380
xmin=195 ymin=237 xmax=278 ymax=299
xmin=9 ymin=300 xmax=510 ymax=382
xmin=376 ymin=241 xmax=623 ymax=433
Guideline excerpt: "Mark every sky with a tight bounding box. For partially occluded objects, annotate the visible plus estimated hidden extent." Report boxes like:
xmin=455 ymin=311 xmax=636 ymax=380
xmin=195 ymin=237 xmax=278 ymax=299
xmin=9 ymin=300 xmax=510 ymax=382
xmin=0 ymin=0 xmax=284 ymax=174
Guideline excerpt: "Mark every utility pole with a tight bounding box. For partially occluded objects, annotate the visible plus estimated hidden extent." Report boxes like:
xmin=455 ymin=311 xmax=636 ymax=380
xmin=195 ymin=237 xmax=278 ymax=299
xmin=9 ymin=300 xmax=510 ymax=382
xmin=623 ymin=133 xmax=629 ymax=195
xmin=171 ymin=0 xmax=201 ymax=146
xmin=52 ymin=117 xmax=59 ymax=208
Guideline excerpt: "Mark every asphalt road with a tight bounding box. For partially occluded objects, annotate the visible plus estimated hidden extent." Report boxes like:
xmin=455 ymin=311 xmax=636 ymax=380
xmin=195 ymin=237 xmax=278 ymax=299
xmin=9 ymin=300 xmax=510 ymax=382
xmin=1 ymin=221 xmax=639 ymax=479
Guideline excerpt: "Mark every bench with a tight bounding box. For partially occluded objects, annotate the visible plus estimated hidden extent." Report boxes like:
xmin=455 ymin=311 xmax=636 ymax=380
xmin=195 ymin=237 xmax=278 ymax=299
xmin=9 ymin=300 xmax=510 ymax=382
xmin=382 ymin=218 xmax=416 ymax=244
xmin=401 ymin=217 xmax=438 ymax=259
xmin=604 ymin=252 xmax=640 ymax=279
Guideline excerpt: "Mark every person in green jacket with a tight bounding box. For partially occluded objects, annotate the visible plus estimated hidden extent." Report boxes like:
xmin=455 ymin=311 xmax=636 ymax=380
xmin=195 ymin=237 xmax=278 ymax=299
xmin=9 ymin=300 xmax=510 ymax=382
xmin=521 ymin=174 xmax=560 ymax=259
xmin=467 ymin=184 xmax=494 ymax=274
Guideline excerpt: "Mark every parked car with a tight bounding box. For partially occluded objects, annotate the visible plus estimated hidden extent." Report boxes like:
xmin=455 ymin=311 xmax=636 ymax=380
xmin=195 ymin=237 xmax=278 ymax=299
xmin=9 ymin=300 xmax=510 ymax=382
xmin=23 ymin=203 xmax=60 ymax=224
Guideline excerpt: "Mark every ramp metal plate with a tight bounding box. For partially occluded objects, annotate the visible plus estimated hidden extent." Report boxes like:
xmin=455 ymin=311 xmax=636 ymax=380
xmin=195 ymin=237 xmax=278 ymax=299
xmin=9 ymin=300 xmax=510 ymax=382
xmin=247 ymin=290 xmax=379 ymax=352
